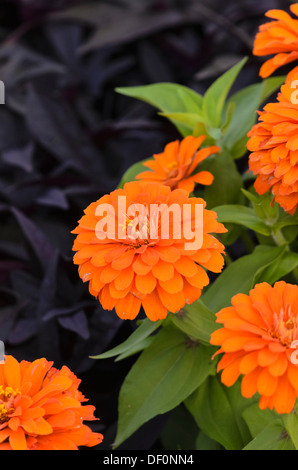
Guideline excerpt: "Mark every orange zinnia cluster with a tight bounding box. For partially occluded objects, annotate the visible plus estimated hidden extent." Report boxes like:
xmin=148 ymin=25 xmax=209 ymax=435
xmin=136 ymin=135 xmax=219 ymax=193
xmin=0 ymin=355 xmax=103 ymax=450
xmin=253 ymin=4 xmax=298 ymax=78
xmin=210 ymin=281 xmax=298 ymax=414
xmin=247 ymin=67 xmax=298 ymax=214
xmin=72 ymin=181 xmax=227 ymax=321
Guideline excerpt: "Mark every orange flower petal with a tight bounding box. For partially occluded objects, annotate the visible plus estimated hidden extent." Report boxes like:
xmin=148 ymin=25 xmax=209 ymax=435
xmin=114 ymin=293 xmax=141 ymax=320
xmin=142 ymin=289 xmax=168 ymax=321
xmin=135 ymin=272 xmax=157 ymax=294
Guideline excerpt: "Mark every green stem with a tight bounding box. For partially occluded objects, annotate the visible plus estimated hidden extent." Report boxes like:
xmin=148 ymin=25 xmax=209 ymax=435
xmin=224 ymin=251 xmax=233 ymax=266
xmin=271 ymin=229 xmax=288 ymax=248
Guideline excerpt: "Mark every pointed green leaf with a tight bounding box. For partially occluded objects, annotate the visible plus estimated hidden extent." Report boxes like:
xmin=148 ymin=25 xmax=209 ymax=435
xmin=90 ymin=318 xmax=160 ymax=360
xmin=213 ymin=205 xmax=272 ymax=236
xmin=242 ymin=403 xmax=279 ymax=439
xmin=202 ymin=245 xmax=284 ymax=312
xmin=170 ymin=299 xmax=217 ymax=344
xmin=253 ymin=249 xmax=298 ymax=285
xmin=185 ymin=377 xmax=253 ymax=450
xmin=116 ymin=83 xmax=203 ymax=114
xmin=223 ymin=75 xmax=285 ymax=157
xmin=243 ymin=422 xmax=294 ymax=450
xmin=114 ymin=327 xmax=215 ymax=447
xmin=158 ymin=112 xmax=205 ymax=136
xmin=202 ymin=57 xmax=247 ymax=128
xmin=116 ymin=83 xmax=204 ymax=136
xmin=282 ymin=413 xmax=298 ymax=450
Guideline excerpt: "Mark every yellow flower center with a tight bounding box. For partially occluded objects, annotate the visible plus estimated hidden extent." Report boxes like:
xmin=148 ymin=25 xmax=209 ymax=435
xmin=120 ymin=216 xmax=151 ymax=245
xmin=166 ymin=162 xmax=179 ymax=180
xmin=0 ymin=386 xmax=20 ymax=424
xmin=0 ymin=403 xmax=14 ymax=424
xmin=272 ymin=308 xmax=298 ymax=347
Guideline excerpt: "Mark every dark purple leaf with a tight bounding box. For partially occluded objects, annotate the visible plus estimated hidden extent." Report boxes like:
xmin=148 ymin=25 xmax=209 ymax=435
xmin=36 ymin=188 xmax=69 ymax=210
xmin=25 ymin=85 xmax=108 ymax=186
xmin=0 ymin=303 xmax=25 ymax=341
xmin=138 ymin=39 xmax=175 ymax=83
xmin=58 ymin=310 xmax=90 ymax=339
xmin=43 ymin=301 xmax=94 ymax=321
xmin=1 ymin=142 xmax=34 ymax=172
xmin=78 ymin=9 xmax=189 ymax=54
xmin=10 ymin=207 xmax=56 ymax=271
xmin=10 ymin=270 xmax=39 ymax=301
xmin=0 ymin=108 xmax=29 ymax=151
xmin=44 ymin=22 xmax=82 ymax=72
xmin=7 ymin=317 xmax=37 ymax=345
xmin=36 ymin=250 xmax=59 ymax=317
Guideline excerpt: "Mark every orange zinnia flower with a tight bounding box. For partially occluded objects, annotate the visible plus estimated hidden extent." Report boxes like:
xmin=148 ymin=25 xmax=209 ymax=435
xmin=136 ymin=135 xmax=219 ymax=193
xmin=0 ymin=355 xmax=103 ymax=450
xmin=72 ymin=181 xmax=227 ymax=321
xmin=247 ymin=67 xmax=298 ymax=214
xmin=253 ymin=4 xmax=298 ymax=78
xmin=210 ymin=281 xmax=298 ymax=414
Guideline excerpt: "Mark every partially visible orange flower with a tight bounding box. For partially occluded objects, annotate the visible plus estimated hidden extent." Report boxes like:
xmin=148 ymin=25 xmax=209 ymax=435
xmin=0 ymin=355 xmax=103 ymax=450
xmin=136 ymin=135 xmax=219 ymax=193
xmin=210 ymin=281 xmax=298 ymax=414
xmin=247 ymin=66 xmax=298 ymax=214
xmin=72 ymin=181 xmax=227 ymax=321
xmin=253 ymin=3 xmax=298 ymax=78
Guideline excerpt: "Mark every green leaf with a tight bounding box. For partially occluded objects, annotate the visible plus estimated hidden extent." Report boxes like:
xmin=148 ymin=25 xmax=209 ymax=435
xmin=116 ymin=83 xmax=204 ymax=113
xmin=242 ymin=403 xmax=279 ymax=438
xmin=195 ymin=431 xmax=223 ymax=450
xmin=115 ymin=337 xmax=155 ymax=362
xmin=117 ymin=158 xmax=149 ymax=188
xmin=213 ymin=205 xmax=272 ymax=236
xmin=202 ymin=245 xmax=284 ymax=312
xmin=221 ymin=101 xmax=236 ymax=134
xmin=114 ymin=327 xmax=215 ymax=447
xmin=116 ymin=83 xmax=204 ymax=136
xmin=202 ymin=57 xmax=247 ymax=128
xmin=243 ymin=422 xmax=295 ymax=450
xmin=158 ymin=112 xmax=205 ymax=137
xmin=203 ymin=151 xmax=243 ymax=208
xmin=259 ymin=75 xmax=287 ymax=103
xmin=223 ymin=75 xmax=285 ymax=158
xmin=170 ymin=299 xmax=217 ymax=344
xmin=90 ymin=318 xmax=160 ymax=360
xmin=282 ymin=413 xmax=298 ymax=450
xmin=253 ymin=248 xmax=298 ymax=285
xmin=160 ymin=405 xmax=198 ymax=450
xmin=185 ymin=376 xmax=253 ymax=450
xmin=274 ymin=211 xmax=298 ymax=231
xmin=219 ymin=223 xmax=244 ymax=247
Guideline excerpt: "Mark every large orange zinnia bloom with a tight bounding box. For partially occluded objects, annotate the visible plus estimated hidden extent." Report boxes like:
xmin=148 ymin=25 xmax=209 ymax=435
xmin=72 ymin=181 xmax=227 ymax=321
xmin=0 ymin=355 xmax=103 ymax=450
xmin=136 ymin=135 xmax=219 ymax=193
xmin=247 ymin=66 xmax=298 ymax=214
xmin=253 ymin=4 xmax=298 ymax=78
xmin=210 ymin=281 xmax=298 ymax=414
